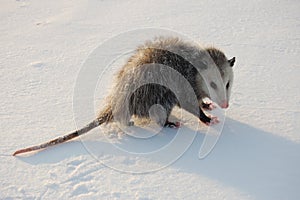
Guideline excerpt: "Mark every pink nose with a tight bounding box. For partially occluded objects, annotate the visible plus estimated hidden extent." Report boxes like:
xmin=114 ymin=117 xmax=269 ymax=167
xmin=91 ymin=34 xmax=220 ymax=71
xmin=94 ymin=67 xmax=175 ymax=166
xmin=221 ymin=102 xmax=229 ymax=109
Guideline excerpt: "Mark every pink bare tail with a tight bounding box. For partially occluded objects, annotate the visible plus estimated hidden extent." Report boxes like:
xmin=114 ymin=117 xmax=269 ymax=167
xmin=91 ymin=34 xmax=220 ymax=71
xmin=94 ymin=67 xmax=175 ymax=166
xmin=13 ymin=106 xmax=113 ymax=156
xmin=13 ymin=119 xmax=101 ymax=156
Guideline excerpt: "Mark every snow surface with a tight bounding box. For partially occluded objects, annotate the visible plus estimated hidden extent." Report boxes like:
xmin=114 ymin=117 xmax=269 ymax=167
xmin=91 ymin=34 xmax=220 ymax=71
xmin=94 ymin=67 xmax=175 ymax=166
xmin=1 ymin=0 xmax=300 ymax=199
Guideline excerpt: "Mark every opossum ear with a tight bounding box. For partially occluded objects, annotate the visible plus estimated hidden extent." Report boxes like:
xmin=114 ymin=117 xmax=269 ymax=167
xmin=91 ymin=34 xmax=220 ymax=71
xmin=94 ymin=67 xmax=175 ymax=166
xmin=228 ymin=57 xmax=235 ymax=67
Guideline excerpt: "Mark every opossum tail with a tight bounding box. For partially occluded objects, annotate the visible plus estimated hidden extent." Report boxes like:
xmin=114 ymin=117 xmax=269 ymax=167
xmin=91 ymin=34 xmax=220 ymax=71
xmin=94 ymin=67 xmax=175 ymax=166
xmin=13 ymin=106 xmax=113 ymax=156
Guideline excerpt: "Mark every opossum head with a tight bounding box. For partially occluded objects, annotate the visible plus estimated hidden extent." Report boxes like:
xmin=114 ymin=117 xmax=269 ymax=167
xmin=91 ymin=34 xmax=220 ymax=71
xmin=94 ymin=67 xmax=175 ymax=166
xmin=199 ymin=47 xmax=235 ymax=109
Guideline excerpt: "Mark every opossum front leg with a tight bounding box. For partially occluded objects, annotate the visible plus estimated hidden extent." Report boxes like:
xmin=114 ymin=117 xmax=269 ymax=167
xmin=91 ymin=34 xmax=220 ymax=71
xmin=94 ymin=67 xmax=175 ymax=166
xmin=199 ymin=108 xmax=219 ymax=125
xmin=201 ymin=101 xmax=216 ymax=111
xmin=148 ymin=104 xmax=180 ymax=128
xmin=182 ymin=104 xmax=218 ymax=125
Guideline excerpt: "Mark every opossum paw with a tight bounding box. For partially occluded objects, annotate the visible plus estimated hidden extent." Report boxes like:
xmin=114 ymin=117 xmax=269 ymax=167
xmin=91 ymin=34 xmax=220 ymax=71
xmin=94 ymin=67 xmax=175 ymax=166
xmin=205 ymin=116 xmax=219 ymax=125
xmin=202 ymin=102 xmax=216 ymax=111
xmin=164 ymin=121 xmax=181 ymax=128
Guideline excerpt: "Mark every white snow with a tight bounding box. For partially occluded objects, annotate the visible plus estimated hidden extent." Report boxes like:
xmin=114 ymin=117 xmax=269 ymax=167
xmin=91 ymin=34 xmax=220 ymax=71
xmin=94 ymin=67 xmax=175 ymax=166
xmin=1 ymin=0 xmax=300 ymax=199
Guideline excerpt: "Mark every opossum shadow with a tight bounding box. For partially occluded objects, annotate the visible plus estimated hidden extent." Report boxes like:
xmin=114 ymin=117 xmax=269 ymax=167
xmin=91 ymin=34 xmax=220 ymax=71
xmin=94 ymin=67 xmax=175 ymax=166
xmin=172 ymin=118 xmax=300 ymax=200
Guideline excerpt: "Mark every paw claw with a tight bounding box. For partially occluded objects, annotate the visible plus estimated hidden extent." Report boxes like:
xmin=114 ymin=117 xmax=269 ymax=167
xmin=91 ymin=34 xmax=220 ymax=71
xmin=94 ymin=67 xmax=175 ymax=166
xmin=204 ymin=117 xmax=219 ymax=126
xmin=165 ymin=121 xmax=181 ymax=128
xmin=210 ymin=116 xmax=220 ymax=125
xmin=210 ymin=104 xmax=217 ymax=110
xmin=175 ymin=122 xmax=181 ymax=128
xmin=203 ymin=102 xmax=216 ymax=111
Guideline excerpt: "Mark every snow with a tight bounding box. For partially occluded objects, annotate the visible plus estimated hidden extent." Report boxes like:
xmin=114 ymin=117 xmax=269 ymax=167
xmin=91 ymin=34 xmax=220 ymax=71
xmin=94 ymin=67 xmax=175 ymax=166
xmin=1 ymin=0 xmax=300 ymax=199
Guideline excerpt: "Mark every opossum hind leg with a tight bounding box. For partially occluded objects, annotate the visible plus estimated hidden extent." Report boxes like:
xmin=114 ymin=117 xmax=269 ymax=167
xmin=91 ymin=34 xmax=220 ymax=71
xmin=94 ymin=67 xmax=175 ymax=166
xmin=164 ymin=120 xmax=181 ymax=128
xmin=148 ymin=104 xmax=179 ymax=128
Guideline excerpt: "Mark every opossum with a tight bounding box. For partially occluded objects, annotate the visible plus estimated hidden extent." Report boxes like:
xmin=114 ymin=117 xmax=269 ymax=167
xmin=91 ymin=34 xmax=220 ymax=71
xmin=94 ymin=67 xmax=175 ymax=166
xmin=13 ymin=37 xmax=235 ymax=156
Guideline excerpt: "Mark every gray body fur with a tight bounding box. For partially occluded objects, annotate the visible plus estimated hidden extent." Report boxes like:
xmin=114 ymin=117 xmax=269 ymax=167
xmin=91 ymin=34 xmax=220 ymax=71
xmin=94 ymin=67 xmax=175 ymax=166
xmin=99 ymin=37 xmax=235 ymax=126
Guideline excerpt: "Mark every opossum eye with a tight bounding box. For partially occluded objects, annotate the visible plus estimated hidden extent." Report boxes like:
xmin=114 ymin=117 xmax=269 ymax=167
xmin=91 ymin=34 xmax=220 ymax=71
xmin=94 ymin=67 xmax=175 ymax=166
xmin=210 ymin=82 xmax=217 ymax=90
xmin=226 ymin=81 xmax=230 ymax=89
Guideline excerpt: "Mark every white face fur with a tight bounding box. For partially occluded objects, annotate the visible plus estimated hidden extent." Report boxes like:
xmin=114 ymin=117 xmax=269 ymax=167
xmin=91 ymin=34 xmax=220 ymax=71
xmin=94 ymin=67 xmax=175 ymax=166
xmin=221 ymin=61 xmax=234 ymax=107
xmin=198 ymin=58 xmax=235 ymax=109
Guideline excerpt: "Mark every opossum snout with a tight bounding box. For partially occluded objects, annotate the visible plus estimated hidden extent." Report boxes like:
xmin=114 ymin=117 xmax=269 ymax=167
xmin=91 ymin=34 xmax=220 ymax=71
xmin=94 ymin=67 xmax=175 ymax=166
xmin=220 ymin=101 xmax=229 ymax=109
